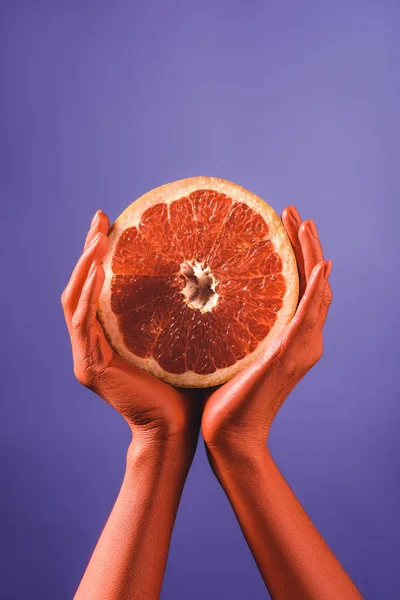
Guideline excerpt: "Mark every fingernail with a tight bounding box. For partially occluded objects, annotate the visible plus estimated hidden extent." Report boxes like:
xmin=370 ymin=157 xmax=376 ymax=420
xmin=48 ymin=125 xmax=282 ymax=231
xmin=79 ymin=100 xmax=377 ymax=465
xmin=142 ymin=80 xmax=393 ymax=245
xmin=307 ymin=219 xmax=318 ymax=239
xmin=324 ymin=260 xmax=332 ymax=279
xmin=288 ymin=211 xmax=301 ymax=228
xmin=290 ymin=207 xmax=302 ymax=226
xmin=90 ymin=210 xmax=101 ymax=228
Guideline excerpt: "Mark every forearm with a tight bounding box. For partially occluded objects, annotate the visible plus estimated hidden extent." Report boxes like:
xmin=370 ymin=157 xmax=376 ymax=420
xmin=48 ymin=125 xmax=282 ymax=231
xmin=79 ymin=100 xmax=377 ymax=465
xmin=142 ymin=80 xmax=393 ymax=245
xmin=208 ymin=445 xmax=363 ymax=600
xmin=74 ymin=435 xmax=192 ymax=600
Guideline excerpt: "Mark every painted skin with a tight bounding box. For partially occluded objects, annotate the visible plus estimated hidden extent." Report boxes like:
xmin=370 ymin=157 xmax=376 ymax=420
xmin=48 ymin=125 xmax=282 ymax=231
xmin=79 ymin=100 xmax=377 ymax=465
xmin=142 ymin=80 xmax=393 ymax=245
xmin=61 ymin=207 xmax=363 ymax=600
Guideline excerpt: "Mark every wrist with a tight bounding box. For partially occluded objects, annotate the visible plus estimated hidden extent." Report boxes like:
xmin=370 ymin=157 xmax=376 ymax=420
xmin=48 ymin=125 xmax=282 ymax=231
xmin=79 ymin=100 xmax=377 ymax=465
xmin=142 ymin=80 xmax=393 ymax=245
xmin=206 ymin=442 xmax=272 ymax=490
xmin=204 ymin=429 xmax=268 ymax=463
xmin=205 ymin=437 xmax=264 ymax=470
xmin=126 ymin=430 xmax=196 ymax=475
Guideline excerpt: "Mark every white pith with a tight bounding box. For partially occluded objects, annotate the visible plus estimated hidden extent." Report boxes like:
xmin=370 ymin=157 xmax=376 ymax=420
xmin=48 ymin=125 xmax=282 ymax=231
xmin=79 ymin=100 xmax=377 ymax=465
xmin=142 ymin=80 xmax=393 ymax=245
xmin=180 ymin=260 xmax=219 ymax=312
xmin=98 ymin=176 xmax=299 ymax=388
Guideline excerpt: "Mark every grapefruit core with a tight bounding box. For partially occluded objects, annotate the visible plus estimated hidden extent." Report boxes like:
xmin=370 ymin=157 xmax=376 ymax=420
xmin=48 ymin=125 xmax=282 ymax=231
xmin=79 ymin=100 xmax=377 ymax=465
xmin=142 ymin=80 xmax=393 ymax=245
xmin=98 ymin=177 xmax=299 ymax=388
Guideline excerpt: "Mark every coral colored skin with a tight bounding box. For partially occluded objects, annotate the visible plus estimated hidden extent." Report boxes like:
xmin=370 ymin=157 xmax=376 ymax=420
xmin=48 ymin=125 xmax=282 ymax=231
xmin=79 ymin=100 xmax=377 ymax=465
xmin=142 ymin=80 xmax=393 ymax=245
xmin=62 ymin=210 xmax=204 ymax=600
xmin=201 ymin=207 xmax=364 ymax=600
xmin=61 ymin=207 xmax=363 ymax=600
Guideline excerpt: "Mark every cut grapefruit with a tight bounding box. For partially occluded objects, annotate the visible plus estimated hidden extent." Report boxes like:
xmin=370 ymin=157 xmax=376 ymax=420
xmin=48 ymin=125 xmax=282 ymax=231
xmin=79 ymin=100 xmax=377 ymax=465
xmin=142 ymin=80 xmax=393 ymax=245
xmin=98 ymin=177 xmax=299 ymax=387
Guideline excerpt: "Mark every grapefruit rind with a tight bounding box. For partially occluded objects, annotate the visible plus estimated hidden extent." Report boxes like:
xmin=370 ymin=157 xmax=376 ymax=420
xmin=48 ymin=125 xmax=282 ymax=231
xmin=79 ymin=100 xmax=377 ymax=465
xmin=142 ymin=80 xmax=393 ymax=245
xmin=98 ymin=176 xmax=299 ymax=387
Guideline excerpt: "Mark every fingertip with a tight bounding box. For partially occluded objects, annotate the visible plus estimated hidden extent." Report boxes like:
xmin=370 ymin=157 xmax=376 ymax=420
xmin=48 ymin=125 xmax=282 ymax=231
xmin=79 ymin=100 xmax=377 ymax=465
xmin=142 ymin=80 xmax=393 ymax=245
xmin=85 ymin=212 xmax=110 ymax=249
xmin=308 ymin=219 xmax=318 ymax=239
xmin=311 ymin=260 xmax=325 ymax=281
xmin=283 ymin=205 xmax=302 ymax=226
xmin=324 ymin=259 xmax=332 ymax=279
xmin=90 ymin=210 xmax=101 ymax=229
xmin=91 ymin=231 xmax=108 ymax=253
xmin=298 ymin=220 xmax=308 ymax=237
xmin=288 ymin=205 xmax=302 ymax=225
xmin=299 ymin=219 xmax=320 ymax=242
xmin=97 ymin=211 xmax=111 ymax=233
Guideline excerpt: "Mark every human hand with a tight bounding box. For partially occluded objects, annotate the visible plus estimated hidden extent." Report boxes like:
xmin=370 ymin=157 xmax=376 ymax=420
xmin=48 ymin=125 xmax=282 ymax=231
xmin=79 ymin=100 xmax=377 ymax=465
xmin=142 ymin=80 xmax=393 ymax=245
xmin=201 ymin=206 xmax=333 ymax=455
xmin=61 ymin=210 xmax=202 ymax=452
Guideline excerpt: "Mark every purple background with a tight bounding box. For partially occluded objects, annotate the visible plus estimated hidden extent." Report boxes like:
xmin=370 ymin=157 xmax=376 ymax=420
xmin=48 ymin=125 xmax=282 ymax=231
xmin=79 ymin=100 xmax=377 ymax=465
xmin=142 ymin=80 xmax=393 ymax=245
xmin=1 ymin=1 xmax=399 ymax=598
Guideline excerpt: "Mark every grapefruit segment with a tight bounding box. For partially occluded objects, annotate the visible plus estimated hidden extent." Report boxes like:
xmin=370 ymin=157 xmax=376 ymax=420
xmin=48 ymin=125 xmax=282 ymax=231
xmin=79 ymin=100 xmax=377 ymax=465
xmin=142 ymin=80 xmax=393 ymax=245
xmin=138 ymin=203 xmax=176 ymax=258
xmin=189 ymin=190 xmax=232 ymax=263
xmin=120 ymin=293 xmax=184 ymax=359
xmin=98 ymin=176 xmax=299 ymax=387
xmin=152 ymin=305 xmax=196 ymax=374
xmin=208 ymin=201 xmax=269 ymax=267
xmin=212 ymin=239 xmax=278 ymax=279
xmin=110 ymin=275 xmax=184 ymax=315
xmin=112 ymin=227 xmax=180 ymax=276
xmin=169 ymin=197 xmax=198 ymax=261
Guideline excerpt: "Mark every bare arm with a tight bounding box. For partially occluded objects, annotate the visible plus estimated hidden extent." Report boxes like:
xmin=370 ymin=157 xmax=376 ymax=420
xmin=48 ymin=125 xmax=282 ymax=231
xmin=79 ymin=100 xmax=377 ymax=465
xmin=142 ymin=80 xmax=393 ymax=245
xmin=62 ymin=210 xmax=201 ymax=600
xmin=208 ymin=444 xmax=362 ymax=600
xmin=74 ymin=435 xmax=193 ymax=600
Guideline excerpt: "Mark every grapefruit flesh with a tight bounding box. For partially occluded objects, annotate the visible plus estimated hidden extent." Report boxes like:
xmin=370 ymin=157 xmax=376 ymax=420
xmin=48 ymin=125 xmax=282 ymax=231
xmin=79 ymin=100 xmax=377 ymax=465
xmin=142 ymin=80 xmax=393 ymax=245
xmin=98 ymin=177 xmax=299 ymax=387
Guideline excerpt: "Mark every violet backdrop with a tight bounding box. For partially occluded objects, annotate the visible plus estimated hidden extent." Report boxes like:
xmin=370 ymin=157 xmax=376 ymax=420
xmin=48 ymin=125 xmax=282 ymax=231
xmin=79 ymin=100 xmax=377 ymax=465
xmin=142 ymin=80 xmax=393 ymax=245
xmin=1 ymin=1 xmax=399 ymax=598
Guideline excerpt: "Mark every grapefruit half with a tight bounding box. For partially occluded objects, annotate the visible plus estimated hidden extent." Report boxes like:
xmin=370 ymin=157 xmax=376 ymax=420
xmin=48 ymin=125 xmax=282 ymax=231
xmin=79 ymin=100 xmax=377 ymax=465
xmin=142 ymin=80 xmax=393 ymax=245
xmin=98 ymin=177 xmax=299 ymax=387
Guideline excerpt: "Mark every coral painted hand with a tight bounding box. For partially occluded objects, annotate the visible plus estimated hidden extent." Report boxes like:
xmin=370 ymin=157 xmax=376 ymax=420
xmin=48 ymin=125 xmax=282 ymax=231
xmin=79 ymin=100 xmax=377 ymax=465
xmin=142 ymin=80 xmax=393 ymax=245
xmin=201 ymin=206 xmax=363 ymax=600
xmin=61 ymin=209 xmax=201 ymax=444
xmin=202 ymin=205 xmax=333 ymax=452
xmin=61 ymin=211 xmax=202 ymax=600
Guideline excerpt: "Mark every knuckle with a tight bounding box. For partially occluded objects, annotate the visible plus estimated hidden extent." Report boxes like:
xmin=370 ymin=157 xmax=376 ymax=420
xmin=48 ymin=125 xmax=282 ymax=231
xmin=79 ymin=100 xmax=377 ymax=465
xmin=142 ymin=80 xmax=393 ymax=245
xmin=322 ymin=294 xmax=332 ymax=310
xmin=325 ymin=286 xmax=333 ymax=305
xmin=73 ymin=361 xmax=100 ymax=388
xmin=309 ymin=340 xmax=323 ymax=367
xmin=281 ymin=360 xmax=299 ymax=380
xmin=271 ymin=350 xmax=299 ymax=381
xmin=71 ymin=314 xmax=83 ymax=331
xmin=71 ymin=311 xmax=90 ymax=335
xmin=73 ymin=365 xmax=90 ymax=386
xmin=74 ymin=344 xmax=107 ymax=388
xmin=61 ymin=290 xmax=68 ymax=308
xmin=304 ymin=316 xmax=318 ymax=331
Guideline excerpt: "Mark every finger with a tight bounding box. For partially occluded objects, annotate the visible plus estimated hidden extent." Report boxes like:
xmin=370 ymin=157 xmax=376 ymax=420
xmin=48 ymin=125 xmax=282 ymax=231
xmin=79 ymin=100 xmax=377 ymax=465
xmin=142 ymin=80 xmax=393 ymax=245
xmin=71 ymin=262 xmax=105 ymax=345
xmin=282 ymin=205 xmax=306 ymax=298
xmin=256 ymin=261 xmax=331 ymax=383
xmin=319 ymin=259 xmax=333 ymax=328
xmin=298 ymin=218 xmax=333 ymax=304
xmin=325 ymin=259 xmax=332 ymax=279
xmin=290 ymin=260 xmax=327 ymax=335
xmin=298 ymin=219 xmax=324 ymax=282
xmin=70 ymin=263 xmax=113 ymax=384
xmin=83 ymin=210 xmax=101 ymax=251
xmin=282 ymin=204 xmax=302 ymax=229
xmin=281 ymin=206 xmax=302 ymax=252
xmin=61 ymin=232 xmax=108 ymax=325
xmin=84 ymin=210 xmax=110 ymax=252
